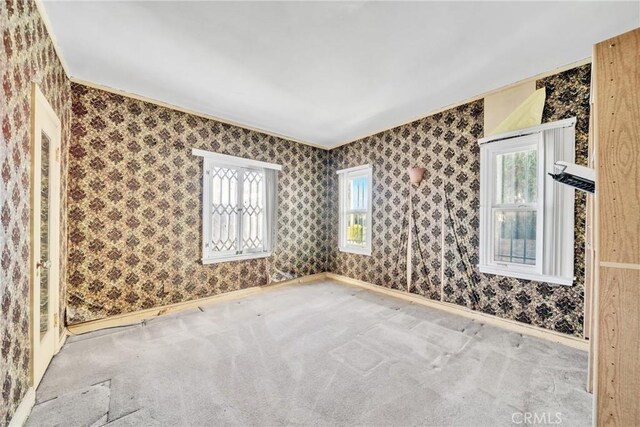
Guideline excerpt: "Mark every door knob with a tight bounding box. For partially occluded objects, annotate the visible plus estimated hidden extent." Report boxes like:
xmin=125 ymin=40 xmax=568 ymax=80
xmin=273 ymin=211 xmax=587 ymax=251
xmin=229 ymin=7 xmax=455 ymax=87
xmin=36 ymin=260 xmax=51 ymax=269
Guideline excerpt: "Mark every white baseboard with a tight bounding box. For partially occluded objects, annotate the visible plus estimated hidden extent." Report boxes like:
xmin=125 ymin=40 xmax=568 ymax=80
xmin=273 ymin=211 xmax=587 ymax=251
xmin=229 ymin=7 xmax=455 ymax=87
xmin=8 ymin=387 xmax=35 ymax=427
xmin=56 ymin=329 xmax=68 ymax=354
xmin=326 ymin=273 xmax=589 ymax=351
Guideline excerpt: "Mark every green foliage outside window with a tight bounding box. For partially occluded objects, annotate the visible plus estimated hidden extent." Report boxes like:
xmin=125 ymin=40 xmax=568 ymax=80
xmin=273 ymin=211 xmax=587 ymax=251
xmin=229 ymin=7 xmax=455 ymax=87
xmin=347 ymin=224 xmax=365 ymax=244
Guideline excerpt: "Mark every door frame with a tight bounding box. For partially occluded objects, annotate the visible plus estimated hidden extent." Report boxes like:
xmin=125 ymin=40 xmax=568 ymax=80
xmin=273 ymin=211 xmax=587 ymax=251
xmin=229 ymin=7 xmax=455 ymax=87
xmin=29 ymin=83 xmax=62 ymax=388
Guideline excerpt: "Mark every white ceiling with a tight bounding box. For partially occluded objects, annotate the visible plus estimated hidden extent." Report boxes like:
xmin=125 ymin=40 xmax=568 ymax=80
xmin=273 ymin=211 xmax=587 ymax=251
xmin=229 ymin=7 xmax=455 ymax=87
xmin=42 ymin=1 xmax=638 ymax=149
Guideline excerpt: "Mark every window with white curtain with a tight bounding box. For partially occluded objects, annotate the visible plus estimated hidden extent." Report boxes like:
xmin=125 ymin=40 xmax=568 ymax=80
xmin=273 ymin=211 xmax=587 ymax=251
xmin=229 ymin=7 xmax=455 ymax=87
xmin=337 ymin=164 xmax=372 ymax=256
xmin=192 ymin=149 xmax=280 ymax=264
xmin=479 ymin=118 xmax=576 ymax=286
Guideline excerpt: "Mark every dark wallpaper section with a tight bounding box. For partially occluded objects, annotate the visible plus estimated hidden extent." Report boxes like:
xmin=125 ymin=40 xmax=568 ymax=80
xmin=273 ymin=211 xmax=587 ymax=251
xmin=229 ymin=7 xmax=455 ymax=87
xmin=328 ymin=64 xmax=591 ymax=337
xmin=66 ymin=83 xmax=329 ymax=324
xmin=0 ymin=0 xmax=72 ymax=424
xmin=327 ymin=134 xmax=411 ymax=291
xmin=327 ymin=101 xmax=483 ymax=297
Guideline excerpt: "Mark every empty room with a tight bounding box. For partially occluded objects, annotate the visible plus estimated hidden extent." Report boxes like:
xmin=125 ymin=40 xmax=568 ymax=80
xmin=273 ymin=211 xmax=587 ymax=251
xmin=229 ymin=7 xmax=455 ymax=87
xmin=1 ymin=1 xmax=639 ymax=426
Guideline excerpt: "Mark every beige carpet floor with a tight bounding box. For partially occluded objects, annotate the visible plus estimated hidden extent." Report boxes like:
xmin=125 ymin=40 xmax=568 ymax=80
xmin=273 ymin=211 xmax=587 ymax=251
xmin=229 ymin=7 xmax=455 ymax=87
xmin=27 ymin=280 xmax=592 ymax=426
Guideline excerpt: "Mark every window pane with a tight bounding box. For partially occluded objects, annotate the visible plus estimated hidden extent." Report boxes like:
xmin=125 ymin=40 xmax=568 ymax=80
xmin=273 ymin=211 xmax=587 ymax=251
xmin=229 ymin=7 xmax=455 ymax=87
xmin=493 ymin=210 xmax=536 ymax=265
xmin=242 ymin=170 xmax=264 ymax=251
xmin=346 ymin=213 xmax=367 ymax=246
xmin=496 ymin=149 xmax=537 ymax=204
xmin=211 ymin=167 xmax=238 ymax=252
xmin=348 ymin=176 xmax=368 ymax=210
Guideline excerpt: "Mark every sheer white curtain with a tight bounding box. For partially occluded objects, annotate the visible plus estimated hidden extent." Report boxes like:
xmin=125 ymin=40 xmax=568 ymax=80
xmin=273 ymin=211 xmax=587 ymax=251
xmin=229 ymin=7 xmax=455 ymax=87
xmin=264 ymin=168 xmax=279 ymax=252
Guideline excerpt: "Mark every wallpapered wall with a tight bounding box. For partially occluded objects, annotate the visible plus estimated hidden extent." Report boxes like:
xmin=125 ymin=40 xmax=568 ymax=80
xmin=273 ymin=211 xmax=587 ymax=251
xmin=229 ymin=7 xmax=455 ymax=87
xmin=1 ymin=2 xmax=592 ymax=422
xmin=328 ymin=64 xmax=591 ymax=337
xmin=0 ymin=0 xmax=72 ymax=424
xmin=66 ymin=83 xmax=329 ymax=324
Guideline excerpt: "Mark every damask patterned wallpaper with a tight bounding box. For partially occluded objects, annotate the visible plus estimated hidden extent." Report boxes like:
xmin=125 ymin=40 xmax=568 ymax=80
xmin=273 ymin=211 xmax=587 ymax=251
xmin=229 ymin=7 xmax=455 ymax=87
xmin=328 ymin=64 xmax=591 ymax=338
xmin=66 ymin=83 xmax=329 ymax=324
xmin=0 ymin=1 xmax=592 ymax=421
xmin=1 ymin=0 xmax=72 ymax=424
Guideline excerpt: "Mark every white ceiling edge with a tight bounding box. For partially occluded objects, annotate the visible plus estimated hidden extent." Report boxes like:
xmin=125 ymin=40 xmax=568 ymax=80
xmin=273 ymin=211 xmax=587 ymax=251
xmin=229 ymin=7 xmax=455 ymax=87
xmin=39 ymin=1 xmax=640 ymax=150
xmin=70 ymin=56 xmax=591 ymax=152
xmin=69 ymin=77 xmax=321 ymax=149
xmin=72 ymin=59 xmax=594 ymax=151
xmin=36 ymin=0 xmax=326 ymax=149
xmin=328 ymin=58 xmax=594 ymax=150
xmin=35 ymin=0 xmax=320 ymax=148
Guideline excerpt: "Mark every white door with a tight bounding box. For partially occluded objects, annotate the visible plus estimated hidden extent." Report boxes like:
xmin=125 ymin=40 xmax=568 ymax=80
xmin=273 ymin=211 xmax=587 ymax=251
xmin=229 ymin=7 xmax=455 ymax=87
xmin=30 ymin=83 xmax=61 ymax=387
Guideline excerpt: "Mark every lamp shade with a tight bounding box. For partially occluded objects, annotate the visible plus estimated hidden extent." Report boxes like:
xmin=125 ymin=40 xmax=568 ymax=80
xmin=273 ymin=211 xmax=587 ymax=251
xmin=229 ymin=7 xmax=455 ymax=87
xmin=407 ymin=166 xmax=426 ymax=185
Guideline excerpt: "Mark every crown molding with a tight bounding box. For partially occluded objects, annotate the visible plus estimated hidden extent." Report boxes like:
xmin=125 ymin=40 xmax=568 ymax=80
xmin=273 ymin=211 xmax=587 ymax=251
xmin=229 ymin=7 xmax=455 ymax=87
xmin=37 ymin=0 xmax=591 ymax=153
xmin=69 ymin=77 xmax=327 ymax=150
xmin=326 ymin=57 xmax=592 ymax=150
xmin=34 ymin=0 xmax=71 ymax=77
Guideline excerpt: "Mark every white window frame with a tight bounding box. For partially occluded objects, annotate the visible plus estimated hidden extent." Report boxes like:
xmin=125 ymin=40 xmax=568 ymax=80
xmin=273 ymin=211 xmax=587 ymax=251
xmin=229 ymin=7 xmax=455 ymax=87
xmin=337 ymin=164 xmax=373 ymax=256
xmin=479 ymin=118 xmax=576 ymax=286
xmin=192 ymin=148 xmax=281 ymax=264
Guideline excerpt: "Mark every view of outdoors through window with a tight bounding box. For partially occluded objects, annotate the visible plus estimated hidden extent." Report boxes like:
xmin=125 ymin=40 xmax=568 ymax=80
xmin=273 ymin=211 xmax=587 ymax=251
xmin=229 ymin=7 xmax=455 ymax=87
xmin=494 ymin=149 xmax=538 ymax=265
xmin=346 ymin=176 xmax=368 ymax=246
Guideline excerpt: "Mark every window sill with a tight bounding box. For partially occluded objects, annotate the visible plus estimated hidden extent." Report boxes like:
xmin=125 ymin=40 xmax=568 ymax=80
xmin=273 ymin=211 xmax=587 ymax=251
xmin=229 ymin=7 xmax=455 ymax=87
xmin=339 ymin=247 xmax=371 ymax=256
xmin=478 ymin=265 xmax=574 ymax=286
xmin=202 ymin=252 xmax=272 ymax=265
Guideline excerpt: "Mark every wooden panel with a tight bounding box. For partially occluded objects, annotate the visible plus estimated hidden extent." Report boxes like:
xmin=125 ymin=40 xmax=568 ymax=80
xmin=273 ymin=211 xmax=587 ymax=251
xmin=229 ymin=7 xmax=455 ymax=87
xmin=586 ymin=49 xmax=601 ymax=392
xmin=596 ymin=267 xmax=640 ymax=426
xmin=594 ymin=27 xmax=640 ymax=427
xmin=586 ymin=71 xmax=596 ymax=390
xmin=595 ymin=28 xmax=640 ymax=264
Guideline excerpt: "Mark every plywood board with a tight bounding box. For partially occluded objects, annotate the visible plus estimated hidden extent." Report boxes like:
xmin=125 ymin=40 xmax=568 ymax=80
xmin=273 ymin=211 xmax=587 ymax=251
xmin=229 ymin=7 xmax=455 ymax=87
xmin=594 ymin=26 xmax=640 ymax=427
xmin=596 ymin=28 xmax=640 ymax=265
xmin=596 ymin=267 xmax=640 ymax=426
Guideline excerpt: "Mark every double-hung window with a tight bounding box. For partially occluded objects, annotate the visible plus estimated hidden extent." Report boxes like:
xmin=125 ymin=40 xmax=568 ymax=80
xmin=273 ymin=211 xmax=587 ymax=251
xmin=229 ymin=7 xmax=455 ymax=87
xmin=192 ymin=149 xmax=280 ymax=264
xmin=479 ymin=119 xmax=576 ymax=285
xmin=337 ymin=164 xmax=372 ymax=256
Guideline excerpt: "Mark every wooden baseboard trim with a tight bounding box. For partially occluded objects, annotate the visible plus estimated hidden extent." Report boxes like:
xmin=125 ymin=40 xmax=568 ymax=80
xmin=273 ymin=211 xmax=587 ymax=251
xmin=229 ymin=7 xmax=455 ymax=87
xmin=326 ymin=273 xmax=589 ymax=351
xmin=8 ymin=387 xmax=35 ymax=427
xmin=67 ymin=273 xmax=326 ymax=335
xmin=65 ymin=272 xmax=586 ymax=351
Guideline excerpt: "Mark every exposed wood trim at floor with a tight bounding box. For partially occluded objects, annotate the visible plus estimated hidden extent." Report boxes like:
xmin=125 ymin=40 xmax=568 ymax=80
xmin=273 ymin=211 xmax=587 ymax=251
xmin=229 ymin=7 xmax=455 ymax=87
xmin=8 ymin=387 xmax=35 ymax=427
xmin=66 ymin=272 xmax=587 ymax=351
xmin=326 ymin=273 xmax=589 ymax=351
xmin=66 ymin=273 xmax=326 ymax=335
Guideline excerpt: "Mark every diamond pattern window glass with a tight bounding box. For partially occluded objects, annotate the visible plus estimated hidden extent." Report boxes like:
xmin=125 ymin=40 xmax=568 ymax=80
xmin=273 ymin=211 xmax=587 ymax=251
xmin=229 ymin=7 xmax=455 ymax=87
xmin=210 ymin=167 xmax=239 ymax=254
xmin=241 ymin=170 xmax=264 ymax=252
xmin=196 ymin=151 xmax=280 ymax=264
xmin=337 ymin=164 xmax=372 ymax=256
